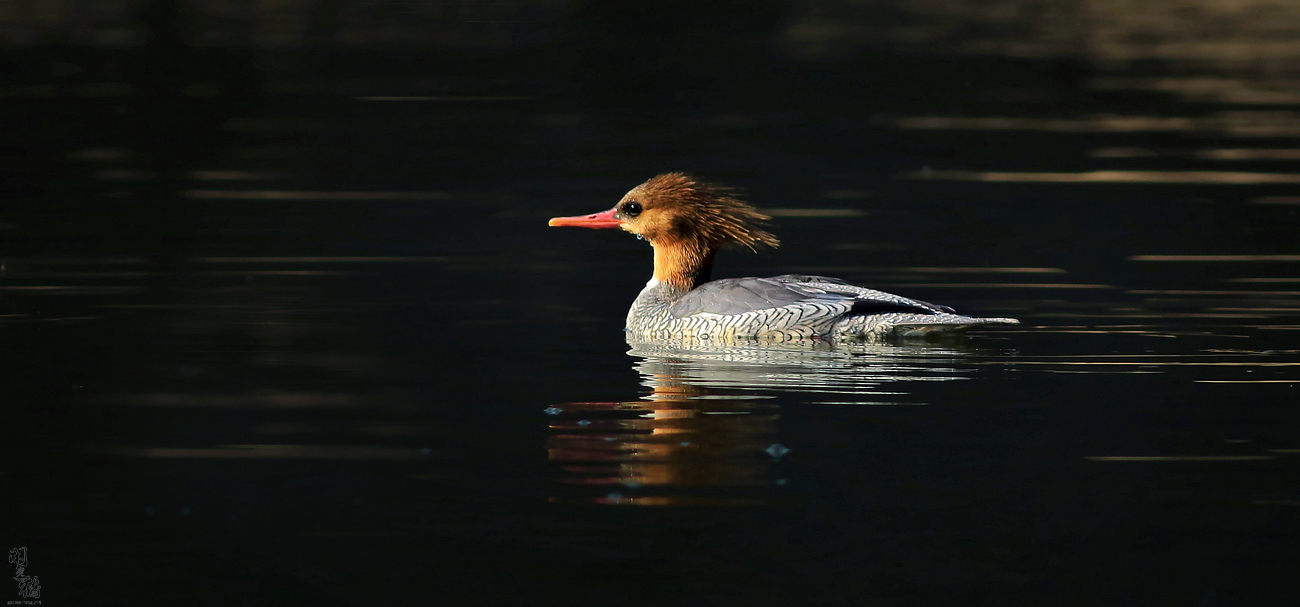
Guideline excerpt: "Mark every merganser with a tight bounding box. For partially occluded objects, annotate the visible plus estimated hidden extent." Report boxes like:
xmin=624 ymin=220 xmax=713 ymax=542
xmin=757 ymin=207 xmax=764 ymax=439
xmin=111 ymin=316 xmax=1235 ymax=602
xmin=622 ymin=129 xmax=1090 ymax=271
xmin=549 ymin=173 xmax=1019 ymax=342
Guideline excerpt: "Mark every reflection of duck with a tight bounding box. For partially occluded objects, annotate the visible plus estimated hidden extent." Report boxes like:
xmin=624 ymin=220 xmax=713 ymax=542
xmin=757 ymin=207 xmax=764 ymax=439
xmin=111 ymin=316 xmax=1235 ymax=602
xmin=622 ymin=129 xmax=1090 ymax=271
xmin=547 ymin=341 xmax=986 ymax=505
xmin=550 ymin=173 xmax=1018 ymax=342
xmin=547 ymin=377 xmax=779 ymax=505
xmin=629 ymin=339 xmax=982 ymax=395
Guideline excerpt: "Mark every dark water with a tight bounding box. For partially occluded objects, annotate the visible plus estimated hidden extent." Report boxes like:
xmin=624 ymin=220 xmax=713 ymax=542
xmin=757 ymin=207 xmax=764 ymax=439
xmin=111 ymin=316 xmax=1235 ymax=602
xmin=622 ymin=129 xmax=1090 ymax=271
xmin=4 ymin=3 xmax=1300 ymax=605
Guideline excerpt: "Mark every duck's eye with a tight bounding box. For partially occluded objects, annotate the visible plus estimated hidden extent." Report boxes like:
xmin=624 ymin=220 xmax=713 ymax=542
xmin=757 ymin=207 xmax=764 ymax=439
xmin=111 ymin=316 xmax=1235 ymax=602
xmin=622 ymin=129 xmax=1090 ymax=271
xmin=621 ymin=201 xmax=642 ymax=217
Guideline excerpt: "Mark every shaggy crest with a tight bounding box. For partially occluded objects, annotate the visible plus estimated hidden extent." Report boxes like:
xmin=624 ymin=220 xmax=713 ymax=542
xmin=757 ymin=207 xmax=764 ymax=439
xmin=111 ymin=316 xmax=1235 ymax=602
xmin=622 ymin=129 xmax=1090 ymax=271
xmin=632 ymin=173 xmax=780 ymax=252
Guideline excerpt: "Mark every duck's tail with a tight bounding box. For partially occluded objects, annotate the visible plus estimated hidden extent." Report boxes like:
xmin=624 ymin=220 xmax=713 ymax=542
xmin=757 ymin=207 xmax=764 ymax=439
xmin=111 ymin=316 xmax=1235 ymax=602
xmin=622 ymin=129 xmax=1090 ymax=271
xmin=832 ymin=312 xmax=1019 ymax=341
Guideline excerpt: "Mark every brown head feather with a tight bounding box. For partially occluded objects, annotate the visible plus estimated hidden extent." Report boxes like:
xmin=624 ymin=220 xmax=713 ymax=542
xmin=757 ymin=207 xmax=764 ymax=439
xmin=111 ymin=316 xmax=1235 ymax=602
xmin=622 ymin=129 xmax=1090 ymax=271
xmin=625 ymin=173 xmax=780 ymax=252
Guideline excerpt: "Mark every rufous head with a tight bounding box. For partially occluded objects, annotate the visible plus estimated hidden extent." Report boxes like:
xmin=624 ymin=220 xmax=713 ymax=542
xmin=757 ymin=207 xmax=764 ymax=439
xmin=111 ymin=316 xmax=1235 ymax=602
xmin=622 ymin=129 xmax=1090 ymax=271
xmin=548 ymin=173 xmax=779 ymax=251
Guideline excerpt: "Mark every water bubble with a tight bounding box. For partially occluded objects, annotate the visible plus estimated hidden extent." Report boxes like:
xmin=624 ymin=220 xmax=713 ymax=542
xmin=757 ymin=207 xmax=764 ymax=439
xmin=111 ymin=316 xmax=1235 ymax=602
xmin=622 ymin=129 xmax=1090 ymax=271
xmin=420 ymin=448 xmax=433 ymax=456
xmin=765 ymin=443 xmax=791 ymax=460
xmin=680 ymin=441 xmax=692 ymax=447
xmin=544 ymin=407 xmax=563 ymax=415
xmin=576 ymin=419 xmax=592 ymax=426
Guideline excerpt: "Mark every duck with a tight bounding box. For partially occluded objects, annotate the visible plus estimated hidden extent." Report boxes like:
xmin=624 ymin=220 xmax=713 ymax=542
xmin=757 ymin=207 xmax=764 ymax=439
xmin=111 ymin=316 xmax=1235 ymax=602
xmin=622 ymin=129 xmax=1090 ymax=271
xmin=549 ymin=173 xmax=1019 ymax=342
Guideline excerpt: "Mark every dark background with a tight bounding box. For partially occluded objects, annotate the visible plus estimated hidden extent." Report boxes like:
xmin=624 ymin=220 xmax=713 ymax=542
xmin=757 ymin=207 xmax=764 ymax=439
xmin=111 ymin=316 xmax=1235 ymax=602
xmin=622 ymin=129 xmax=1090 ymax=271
xmin=3 ymin=1 xmax=1300 ymax=605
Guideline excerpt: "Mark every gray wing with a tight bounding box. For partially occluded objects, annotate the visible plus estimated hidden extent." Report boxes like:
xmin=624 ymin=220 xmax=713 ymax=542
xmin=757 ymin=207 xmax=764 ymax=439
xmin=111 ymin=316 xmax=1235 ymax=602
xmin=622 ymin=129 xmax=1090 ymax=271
xmin=768 ymin=274 xmax=957 ymax=314
xmin=668 ymin=275 xmax=947 ymax=319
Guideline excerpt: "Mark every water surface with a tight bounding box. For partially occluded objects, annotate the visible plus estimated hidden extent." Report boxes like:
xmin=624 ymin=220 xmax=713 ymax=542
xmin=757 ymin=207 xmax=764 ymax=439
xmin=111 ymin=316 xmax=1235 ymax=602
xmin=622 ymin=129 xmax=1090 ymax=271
xmin=4 ymin=4 xmax=1300 ymax=605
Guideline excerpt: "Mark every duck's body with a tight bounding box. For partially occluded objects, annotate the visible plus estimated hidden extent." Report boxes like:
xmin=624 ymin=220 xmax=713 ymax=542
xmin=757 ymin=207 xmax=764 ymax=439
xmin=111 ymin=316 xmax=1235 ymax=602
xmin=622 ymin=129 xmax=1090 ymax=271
xmin=550 ymin=173 xmax=1018 ymax=342
xmin=625 ymin=273 xmax=1015 ymax=342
